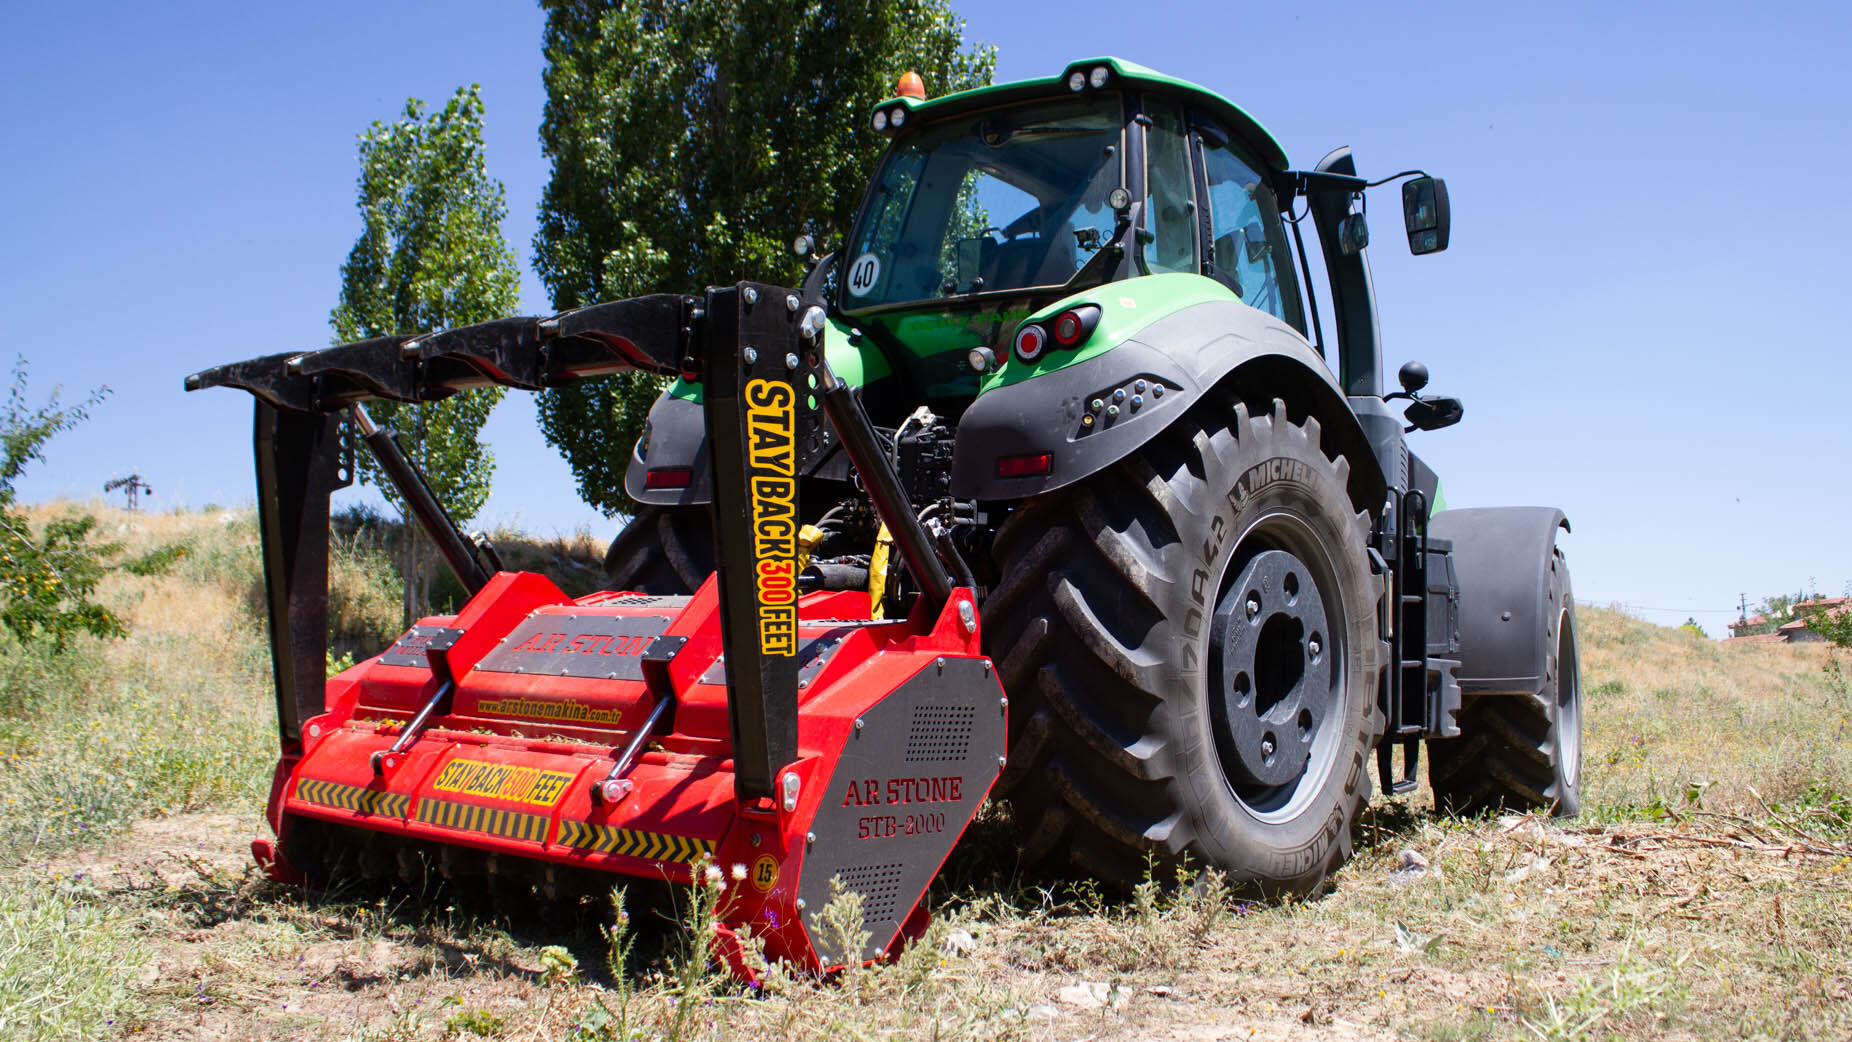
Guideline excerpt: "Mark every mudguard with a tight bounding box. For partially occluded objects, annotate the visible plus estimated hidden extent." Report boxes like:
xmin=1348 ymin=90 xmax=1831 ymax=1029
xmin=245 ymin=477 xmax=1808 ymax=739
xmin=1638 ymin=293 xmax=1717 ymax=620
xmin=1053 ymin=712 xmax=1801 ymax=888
xmin=948 ymin=294 xmax=1383 ymax=502
xmin=1428 ymin=507 xmax=1571 ymax=697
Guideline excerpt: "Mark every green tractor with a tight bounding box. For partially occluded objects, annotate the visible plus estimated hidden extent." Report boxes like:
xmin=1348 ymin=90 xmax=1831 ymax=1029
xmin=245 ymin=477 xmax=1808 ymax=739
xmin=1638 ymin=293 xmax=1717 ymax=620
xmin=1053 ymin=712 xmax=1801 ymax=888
xmin=610 ymin=57 xmax=1580 ymax=894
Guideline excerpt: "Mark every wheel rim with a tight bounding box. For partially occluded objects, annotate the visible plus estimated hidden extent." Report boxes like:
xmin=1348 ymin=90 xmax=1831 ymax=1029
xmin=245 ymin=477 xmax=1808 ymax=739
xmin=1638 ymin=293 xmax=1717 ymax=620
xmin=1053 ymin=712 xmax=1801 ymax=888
xmin=1556 ymin=610 xmax=1581 ymax=788
xmin=1207 ymin=513 xmax=1349 ymax=824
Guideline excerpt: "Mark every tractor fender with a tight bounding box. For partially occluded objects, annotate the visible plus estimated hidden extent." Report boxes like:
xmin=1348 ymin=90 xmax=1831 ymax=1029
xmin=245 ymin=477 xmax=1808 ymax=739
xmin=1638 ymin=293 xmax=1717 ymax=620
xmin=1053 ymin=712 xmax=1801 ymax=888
xmin=625 ymin=392 xmax=711 ymax=506
xmin=948 ymin=298 xmax=1385 ymax=505
xmin=625 ymin=390 xmax=859 ymax=505
xmin=1428 ymin=506 xmax=1572 ymax=697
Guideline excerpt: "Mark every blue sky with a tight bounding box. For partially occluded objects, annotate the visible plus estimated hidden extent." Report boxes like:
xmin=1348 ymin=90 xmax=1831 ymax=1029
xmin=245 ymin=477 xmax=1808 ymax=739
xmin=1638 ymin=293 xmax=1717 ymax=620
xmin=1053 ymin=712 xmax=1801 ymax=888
xmin=2 ymin=1 xmax=1848 ymax=634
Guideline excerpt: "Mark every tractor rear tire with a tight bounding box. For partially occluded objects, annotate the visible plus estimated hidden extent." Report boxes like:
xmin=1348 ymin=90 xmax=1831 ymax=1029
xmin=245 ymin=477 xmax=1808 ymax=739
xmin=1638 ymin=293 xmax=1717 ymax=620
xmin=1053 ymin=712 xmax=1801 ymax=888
xmin=602 ymin=505 xmax=715 ymax=594
xmin=1429 ymin=548 xmax=1582 ymax=816
xmin=983 ymin=394 xmax=1384 ymax=895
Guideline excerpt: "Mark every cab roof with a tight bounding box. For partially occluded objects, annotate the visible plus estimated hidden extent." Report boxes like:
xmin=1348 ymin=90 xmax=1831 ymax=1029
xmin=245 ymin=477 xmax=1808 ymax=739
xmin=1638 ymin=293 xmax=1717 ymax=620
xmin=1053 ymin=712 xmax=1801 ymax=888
xmin=876 ymin=56 xmax=1289 ymax=171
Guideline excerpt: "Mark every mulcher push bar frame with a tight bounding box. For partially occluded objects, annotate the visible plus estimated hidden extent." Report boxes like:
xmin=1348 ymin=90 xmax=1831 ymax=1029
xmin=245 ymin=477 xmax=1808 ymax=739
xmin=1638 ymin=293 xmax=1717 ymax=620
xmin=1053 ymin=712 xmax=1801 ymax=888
xmin=186 ymin=283 xmax=954 ymax=805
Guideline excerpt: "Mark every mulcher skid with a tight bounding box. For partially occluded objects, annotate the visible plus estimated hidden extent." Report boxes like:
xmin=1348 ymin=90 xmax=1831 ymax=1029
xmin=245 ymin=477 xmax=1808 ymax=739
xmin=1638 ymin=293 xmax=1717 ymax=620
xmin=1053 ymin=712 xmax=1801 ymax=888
xmin=186 ymin=283 xmax=1004 ymax=971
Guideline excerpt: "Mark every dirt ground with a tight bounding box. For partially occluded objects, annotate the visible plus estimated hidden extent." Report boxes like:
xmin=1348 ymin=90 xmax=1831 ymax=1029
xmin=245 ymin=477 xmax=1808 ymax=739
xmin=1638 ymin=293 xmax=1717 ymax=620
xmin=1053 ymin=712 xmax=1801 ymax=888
xmin=55 ymin=800 xmax=1850 ymax=1042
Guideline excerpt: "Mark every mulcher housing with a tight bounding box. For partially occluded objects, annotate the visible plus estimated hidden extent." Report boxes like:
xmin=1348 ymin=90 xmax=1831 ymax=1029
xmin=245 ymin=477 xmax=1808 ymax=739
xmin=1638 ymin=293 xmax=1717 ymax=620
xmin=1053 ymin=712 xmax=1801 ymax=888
xmin=189 ymin=285 xmax=1004 ymax=970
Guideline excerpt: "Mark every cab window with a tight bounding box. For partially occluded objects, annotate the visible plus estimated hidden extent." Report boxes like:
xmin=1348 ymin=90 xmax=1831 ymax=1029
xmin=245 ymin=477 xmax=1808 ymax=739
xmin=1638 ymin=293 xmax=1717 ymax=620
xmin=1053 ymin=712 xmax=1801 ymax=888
xmin=1200 ymin=136 xmax=1303 ymax=329
xmin=1142 ymin=102 xmax=1198 ymax=275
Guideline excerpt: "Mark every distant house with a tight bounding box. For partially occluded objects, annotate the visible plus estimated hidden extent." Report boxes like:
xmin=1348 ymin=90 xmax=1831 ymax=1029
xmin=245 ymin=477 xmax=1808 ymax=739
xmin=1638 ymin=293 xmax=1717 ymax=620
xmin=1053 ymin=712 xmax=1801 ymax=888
xmin=1727 ymin=597 xmax=1851 ymax=643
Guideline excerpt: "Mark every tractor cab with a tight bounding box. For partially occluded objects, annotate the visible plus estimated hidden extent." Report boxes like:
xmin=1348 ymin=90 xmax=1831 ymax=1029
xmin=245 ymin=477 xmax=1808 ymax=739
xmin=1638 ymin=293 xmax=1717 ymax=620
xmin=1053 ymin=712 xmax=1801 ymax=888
xmin=828 ymin=58 xmax=1308 ymax=412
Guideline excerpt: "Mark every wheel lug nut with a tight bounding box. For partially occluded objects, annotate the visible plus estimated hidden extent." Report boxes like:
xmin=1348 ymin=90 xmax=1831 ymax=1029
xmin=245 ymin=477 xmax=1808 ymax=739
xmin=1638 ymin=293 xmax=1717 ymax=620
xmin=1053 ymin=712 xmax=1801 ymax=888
xmin=1245 ymin=597 xmax=1260 ymax=618
xmin=1307 ymin=638 xmax=1320 ymax=656
xmin=1260 ymin=737 xmax=1276 ymax=757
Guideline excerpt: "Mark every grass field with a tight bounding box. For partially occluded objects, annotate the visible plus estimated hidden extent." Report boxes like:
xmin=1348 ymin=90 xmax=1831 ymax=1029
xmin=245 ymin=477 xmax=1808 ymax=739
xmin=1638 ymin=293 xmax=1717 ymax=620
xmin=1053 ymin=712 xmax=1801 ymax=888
xmin=1 ymin=506 xmax=1847 ymax=1041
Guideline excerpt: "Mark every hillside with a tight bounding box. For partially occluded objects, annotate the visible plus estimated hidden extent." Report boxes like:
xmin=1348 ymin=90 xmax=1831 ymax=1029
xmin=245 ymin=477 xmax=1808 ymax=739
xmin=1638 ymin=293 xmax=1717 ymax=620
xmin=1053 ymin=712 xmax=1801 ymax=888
xmin=1 ymin=507 xmax=1847 ymax=1041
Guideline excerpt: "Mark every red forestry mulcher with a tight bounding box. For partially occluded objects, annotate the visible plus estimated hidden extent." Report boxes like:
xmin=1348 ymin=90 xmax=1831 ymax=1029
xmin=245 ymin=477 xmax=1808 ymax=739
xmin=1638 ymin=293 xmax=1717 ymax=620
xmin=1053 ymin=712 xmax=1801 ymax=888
xmin=188 ymin=285 xmax=1003 ymax=972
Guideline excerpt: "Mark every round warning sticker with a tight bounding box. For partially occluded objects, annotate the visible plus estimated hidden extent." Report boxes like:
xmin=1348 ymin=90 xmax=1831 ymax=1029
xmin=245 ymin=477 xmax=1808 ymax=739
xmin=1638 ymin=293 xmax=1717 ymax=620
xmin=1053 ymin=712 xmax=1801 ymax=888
xmin=751 ymin=854 xmax=779 ymax=892
xmin=845 ymin=252 xmax=881 ymax=297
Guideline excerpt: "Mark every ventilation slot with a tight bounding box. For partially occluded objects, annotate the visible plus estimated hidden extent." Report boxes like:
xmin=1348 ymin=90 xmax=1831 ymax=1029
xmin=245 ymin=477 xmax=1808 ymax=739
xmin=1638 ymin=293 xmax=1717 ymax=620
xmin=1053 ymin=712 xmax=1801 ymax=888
xmin=904 ymin=704 xmax=976 ymax=763
xmin=834 ymin=862 xmax=907 ymax=927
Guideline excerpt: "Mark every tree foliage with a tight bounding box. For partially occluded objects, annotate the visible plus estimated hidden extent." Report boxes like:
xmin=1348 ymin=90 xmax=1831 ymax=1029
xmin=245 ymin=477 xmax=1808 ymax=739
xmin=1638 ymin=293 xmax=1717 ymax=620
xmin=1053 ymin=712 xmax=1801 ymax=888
xmin=0 ymin=360 xmax=123 ymax=650
xmin=532 ymin=0 xmax=995 ymax=514
xmin=331 ymin=85 xmax=521 ymax=615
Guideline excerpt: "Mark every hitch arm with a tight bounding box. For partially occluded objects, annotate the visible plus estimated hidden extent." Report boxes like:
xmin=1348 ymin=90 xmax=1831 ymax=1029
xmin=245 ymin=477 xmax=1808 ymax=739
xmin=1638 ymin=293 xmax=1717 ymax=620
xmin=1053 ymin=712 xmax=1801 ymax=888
xmin=349 ymin=403 xmax=494 ymax=596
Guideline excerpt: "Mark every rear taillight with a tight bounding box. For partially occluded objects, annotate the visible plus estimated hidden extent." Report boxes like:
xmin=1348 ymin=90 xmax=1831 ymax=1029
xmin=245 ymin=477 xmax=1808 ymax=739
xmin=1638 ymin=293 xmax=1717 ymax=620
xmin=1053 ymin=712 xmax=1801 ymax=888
xmin=996 ymin=453 xmax=1052 ymax=478
xmin=1049 ymin=304 xmax=1101 ymax=346
xmin=645 ymin=467 xmax=693 ymax=489
xmin=1012 ymin=323 xmax=1047 ymax=364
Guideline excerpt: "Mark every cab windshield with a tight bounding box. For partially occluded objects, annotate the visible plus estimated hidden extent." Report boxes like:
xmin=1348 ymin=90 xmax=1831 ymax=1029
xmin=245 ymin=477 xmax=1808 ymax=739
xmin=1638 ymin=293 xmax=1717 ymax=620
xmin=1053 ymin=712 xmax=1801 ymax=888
xmin=840 ymin=95 xmax=1125 ymax=311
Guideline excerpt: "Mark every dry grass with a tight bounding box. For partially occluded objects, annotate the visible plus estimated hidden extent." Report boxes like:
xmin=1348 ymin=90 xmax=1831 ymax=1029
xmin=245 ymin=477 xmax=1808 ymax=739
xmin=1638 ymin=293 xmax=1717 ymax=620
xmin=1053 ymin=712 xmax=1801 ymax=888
xmin=2 ymin=509 xmax=1848 ymax=1041
xmin=1577 ymin=605 xmax=1852 ymax=815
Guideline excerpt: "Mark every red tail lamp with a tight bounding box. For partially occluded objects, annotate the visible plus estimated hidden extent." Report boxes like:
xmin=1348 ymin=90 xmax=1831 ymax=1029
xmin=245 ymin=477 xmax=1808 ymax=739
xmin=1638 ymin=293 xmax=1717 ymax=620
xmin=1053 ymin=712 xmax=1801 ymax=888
xmin=996 ymin=453 xmax=1052 ymax=479
xmin=644 ymin=467 xmax=693 ymax=489
xmin=1049 ymin=304 xmax=1101 ymax=346
xmin=1012 ymin=322 xmax=1047 ymax=363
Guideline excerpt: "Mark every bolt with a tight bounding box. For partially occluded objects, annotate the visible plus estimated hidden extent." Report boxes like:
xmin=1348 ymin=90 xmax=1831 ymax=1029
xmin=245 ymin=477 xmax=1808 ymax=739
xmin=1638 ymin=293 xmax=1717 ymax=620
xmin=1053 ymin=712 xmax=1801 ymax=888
xmin=743 ymin=287 xmax=758 ymax=305
xmin=786 ymin=293 xmax=801 ymax=312
xmin=795 ymin=898 xmax=807 ymax=911
xmin=1000 ymin=696 xmax=1009 ymax=710
xmin=1246 ymin=596 xmax=1261 ymax=618
xmin=937 ymin=656 xmax=946 ymax=674
xmin=998 ymin=755 xmax=1008 ymax=768
xmin=785 ymin=352 xmax=800 ymax=370
xmin=957 ymin=600 xmax=977 ymax=635
xmin=854 ymin=717 xmax=864 ymax=732
xmin=1090 ymin=398 xmax=1104 ymax=412
xmin=1260 ymin=737 xmax=1276 ymax=757
xmin=743 ymin=347 xmax=759 ymax=365
xmin=1112 ymin=388 xmax=1125 ymax=403
xmin=1081 ymin=414 xmax=1095 ymax=427
xmin=750 ymin=832 xmax=762 ymax=847
xmin=805 ymin=831 xmax=816 ymax=849
xmin=1152 ymin=384 xmax=1164 ymax=397
xmin=1106 ymin=404 xmax=1119 ymax=417
xmin=1307 ymin=637 xmax=1321 ymax=656
xmin=1130 ymin=394 xmax=1142 ymax=409
xmin=1134 ymin=379 xmax=1147 ymax=393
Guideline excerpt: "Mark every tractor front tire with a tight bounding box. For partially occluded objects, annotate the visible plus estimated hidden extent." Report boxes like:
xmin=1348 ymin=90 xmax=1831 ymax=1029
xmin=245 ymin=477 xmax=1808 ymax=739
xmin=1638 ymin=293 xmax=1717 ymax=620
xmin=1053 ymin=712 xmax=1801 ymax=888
xmin=1429 ymin=548 xmax=1582 ymax=817
xmin=603 ymin=505 xmax=715 ymax=594
xmin=984 ymin=395 xmax=1384 ymax=895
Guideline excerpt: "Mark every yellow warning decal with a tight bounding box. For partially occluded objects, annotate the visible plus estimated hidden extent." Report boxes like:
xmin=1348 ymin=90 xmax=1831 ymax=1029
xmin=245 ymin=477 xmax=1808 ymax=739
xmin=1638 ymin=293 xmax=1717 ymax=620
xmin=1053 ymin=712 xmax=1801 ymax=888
xmin=415 ymin=797 xmax=550 ymax=843
xmin=557 ymin=820 xmax=715 ymax=865
xmin=294 ymin=777 xmax=410 ymax=818
xmin=744 ymin=378 xmax=798 ymax=657
xmin=431 ymin=758 xmax=574 ymax=808
xmin=751 ymin=854 xmax=779 ymax=892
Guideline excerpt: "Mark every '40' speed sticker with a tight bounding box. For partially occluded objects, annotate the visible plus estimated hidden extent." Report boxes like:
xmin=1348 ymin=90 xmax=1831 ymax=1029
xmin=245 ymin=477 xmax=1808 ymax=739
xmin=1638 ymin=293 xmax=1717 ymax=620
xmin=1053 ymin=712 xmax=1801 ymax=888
xmin=846 ymin=252 xmax=881 ymax=296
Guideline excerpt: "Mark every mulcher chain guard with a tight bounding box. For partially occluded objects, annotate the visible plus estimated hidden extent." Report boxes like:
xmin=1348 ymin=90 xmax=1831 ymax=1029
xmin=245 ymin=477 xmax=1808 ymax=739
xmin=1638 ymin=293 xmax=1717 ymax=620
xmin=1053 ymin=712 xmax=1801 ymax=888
xmin=186 ymin=284 xmax=1004 ymax=972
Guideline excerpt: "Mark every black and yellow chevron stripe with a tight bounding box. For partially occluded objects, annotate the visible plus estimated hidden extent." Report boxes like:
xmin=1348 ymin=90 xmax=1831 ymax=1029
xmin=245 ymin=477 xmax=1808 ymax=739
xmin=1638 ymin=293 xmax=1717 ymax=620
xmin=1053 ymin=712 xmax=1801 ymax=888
xmin=414 ymin=798 xmax=551 ymax=843
xmin=557 ymin=820 xmax=714 ymax=864
xmin=294 ymin=777 xmax=411 ymax=818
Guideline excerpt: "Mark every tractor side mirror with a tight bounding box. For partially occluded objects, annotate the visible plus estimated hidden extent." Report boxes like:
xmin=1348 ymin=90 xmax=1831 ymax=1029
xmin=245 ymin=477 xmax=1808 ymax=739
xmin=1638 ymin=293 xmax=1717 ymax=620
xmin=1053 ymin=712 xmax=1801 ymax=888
xmin=1402 ymin=176 xmax=1450 ymax=255
xmin=1338 ymin=212 xmax=1369 ymax=256
xmin=1404 ymin=395 xmax=1463 ymax=432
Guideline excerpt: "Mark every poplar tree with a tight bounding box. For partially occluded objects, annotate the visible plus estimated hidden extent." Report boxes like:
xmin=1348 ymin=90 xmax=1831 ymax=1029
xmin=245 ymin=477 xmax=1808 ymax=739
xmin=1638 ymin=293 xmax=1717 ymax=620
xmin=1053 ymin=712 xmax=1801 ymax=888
xmin=532 ymin=0 xmax=994 ymax=514
xmin=331 ymin=85 xmax=520 ymax=618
